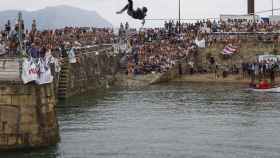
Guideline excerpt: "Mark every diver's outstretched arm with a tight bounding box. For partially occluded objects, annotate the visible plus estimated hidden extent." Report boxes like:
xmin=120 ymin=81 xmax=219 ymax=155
xmin=117 ymin=0 xmax=133 ymax=14
xmin=116 ymin=4 xmax=129 ymax=14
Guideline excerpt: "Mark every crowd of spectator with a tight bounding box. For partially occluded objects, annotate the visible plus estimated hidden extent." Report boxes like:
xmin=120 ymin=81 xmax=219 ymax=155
xmin=121 ymin=19 xmax=280 ymax=76
xmin=122 ymin=24 xmax=199 ymax=75
xmin=242 ymin=58 xmax=280 ymax=83
xmin=1 ymin=17 xmax=280 ymax=80
xmin=0 ymin=20 xmax=114 ymax=59
xmin=177 ymin=19 xmax=280 ymax=33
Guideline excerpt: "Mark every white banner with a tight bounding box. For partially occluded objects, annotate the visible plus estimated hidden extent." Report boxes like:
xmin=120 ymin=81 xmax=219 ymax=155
xmin=35 ymin=59 xmax=53 ymax=85
xmin=21 ymin=58 xmax=54 ymax=85
xmin=21 ymin=58 xmax=39 ymax=84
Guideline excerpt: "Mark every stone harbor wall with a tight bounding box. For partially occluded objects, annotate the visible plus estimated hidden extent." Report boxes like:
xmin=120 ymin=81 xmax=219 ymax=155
xmin=0 ymin=45 xmax=120 ymax=150
xmin=115 ymin=73 xmax=162 ymax=87
xmin=150 ymin=58 xmax=189 ymax=84
xmin=0 ymin=81 xmax=60 ymax=150
xmin=117 ymin=41 xmax=280 ymax=85
xmin=114 ymin=58 xmax=189 ymax=87
xmin=197 ymin=42 xmax=280 ymax=70
xmin=57 ymin=46 xmax=121 ymax=98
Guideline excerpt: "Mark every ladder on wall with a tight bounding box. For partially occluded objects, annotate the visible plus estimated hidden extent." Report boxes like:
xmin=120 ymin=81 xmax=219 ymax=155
xmin=58 ymin=60 xmax=70 ymax=99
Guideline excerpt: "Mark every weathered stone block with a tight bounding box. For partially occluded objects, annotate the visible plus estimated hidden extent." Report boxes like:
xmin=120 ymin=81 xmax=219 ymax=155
xmin=0 ymin=86 xmax=14 ymax=95
xmin=0 ymin=95 xmax=12 ymax=105
xmin=47 ymin=97 xmax=56 ymax=105
xmin=14 ymin=85 xmax=27 ymax=95
xmin=11 ymin=95 xmax=35 ymax=106
xmin=46 ymin=85 xmax=52 ymax=97
xmin=20 ymin=110 xmax=36 ymax=125
xmin=48 ymin=104 xmax=55 ymax=111
xmin=40 ymin=96 xmax=47 ymax=105
xmin=8 ymin=135 xmax=17 ymax=146
xmin=41 ymin=105 xmax=47 ymax=114
xmin=20 ymin=124 xmax=39 ymax=135
xmin=0 ymin=82 xmax=59 ymax=150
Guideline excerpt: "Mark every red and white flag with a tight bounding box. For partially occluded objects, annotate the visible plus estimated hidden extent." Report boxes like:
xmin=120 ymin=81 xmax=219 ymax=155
xmin=221 ymin=44 xmax=238 ymax=55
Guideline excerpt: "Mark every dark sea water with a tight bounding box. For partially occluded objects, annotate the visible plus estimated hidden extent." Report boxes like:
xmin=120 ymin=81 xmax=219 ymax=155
xmin=3 ymin=82 xmax=280 ymax=158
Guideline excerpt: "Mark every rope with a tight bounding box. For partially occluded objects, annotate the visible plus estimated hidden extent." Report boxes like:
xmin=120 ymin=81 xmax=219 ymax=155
xmin=145 ymin=8 xmax=280 ymax=22
xmin=256 ymin=8 xmax=280 ymax=14
xmin=145 ymin=17 xmax=218 ymax=21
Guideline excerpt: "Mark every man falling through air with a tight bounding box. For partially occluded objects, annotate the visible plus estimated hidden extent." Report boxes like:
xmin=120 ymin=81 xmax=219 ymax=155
xmin=117 ymin=0 xmax=148 ymax=25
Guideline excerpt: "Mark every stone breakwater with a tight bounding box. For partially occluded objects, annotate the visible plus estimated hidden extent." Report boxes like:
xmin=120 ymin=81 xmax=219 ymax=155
xmin=0 ymin=45 xmax=121 ymax=150
xmin=56 ymin=46 xmax=121 ymax=98
xmin=0 ymin=82 xmax=60 ymax=150
xmin=117 ymin=40 xmax=280 ymax=86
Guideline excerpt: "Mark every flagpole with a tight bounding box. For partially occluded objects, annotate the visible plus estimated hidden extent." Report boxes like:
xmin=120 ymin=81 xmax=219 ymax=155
xmin=178 ymin=0 xmax=181 ymax=33
xmin=272 ymin=0 xmax=274 ymax=16
xmin=18 ymin=12 xmax=23 ymax=55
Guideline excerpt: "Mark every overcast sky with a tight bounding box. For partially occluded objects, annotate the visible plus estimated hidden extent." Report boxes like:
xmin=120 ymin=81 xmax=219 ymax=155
xmin=0 ymin=0 xmax=279 ymax=27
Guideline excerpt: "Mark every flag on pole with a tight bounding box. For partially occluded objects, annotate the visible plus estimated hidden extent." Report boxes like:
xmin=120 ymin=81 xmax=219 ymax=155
xmin=221 ymin=44 xmax=239 ymax=55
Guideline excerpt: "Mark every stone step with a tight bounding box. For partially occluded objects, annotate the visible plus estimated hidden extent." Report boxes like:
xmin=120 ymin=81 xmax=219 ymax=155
xmin=59 ymin=79 xmax=68 ymax=82
xmin=58 ymin=84 xmax=68 ymax=87
xmin=61 ymin=65 xmax=70 ymax=68
xmin=58 ymin=90 xmax=67 ymax=93
xmin=59 ymin=77 xmax=68 ymax=80
xmin=0 ymin=68 xmax=20 ymax=72
xmin=58 ymin=92 xmax=67 ymax=96
xmin=61 ymin=69 xmax=69 ymax=72
xmin=60 ymin=70 xmax=69 ymax=73
xmin=0 ymin=60 xmax=20 ymax=67
xmin=0 ymin=71 xmax=20 ymax=76
xmin=60 ymin=74 xmax=69 ymax=77
xmin=60 ymin=73 xmax=69 ymax=76
xmin=58 ymin=89 xmax=66 ymax=92
xmin=59 ymin=78 xmax=68 ymax=81
xmin=58 ymin=86 xmax=67 ymax=89
xmin=58 ymin=86 xmax=68 ymax=89
xmin=59 ymin=82 xmax=68 ymax=85
xmin=59 ymin=76 xmax=68 ymax=79
xmin=58 ymin=85 xmax=68 ymax=88
xmin=59 ymin=75 xmax=69 ymax=78
xmin=0 ymin=70 xmax=20 ymax=73
xmin=58 ymin=82 xmax=68 ymax=85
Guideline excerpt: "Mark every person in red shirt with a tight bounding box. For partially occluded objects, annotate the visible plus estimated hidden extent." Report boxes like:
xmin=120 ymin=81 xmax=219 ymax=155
xmin=258 ymin=80 xmax=271 ymax=89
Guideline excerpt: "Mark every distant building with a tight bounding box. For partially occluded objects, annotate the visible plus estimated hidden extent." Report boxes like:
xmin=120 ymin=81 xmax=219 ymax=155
xmin=220 ymin=14 xmax=259 ymax=23
xmin=247 ymin=0 xmax=255 ymax=15
xmin=269 ymin=16 xmax=280 ymax=24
